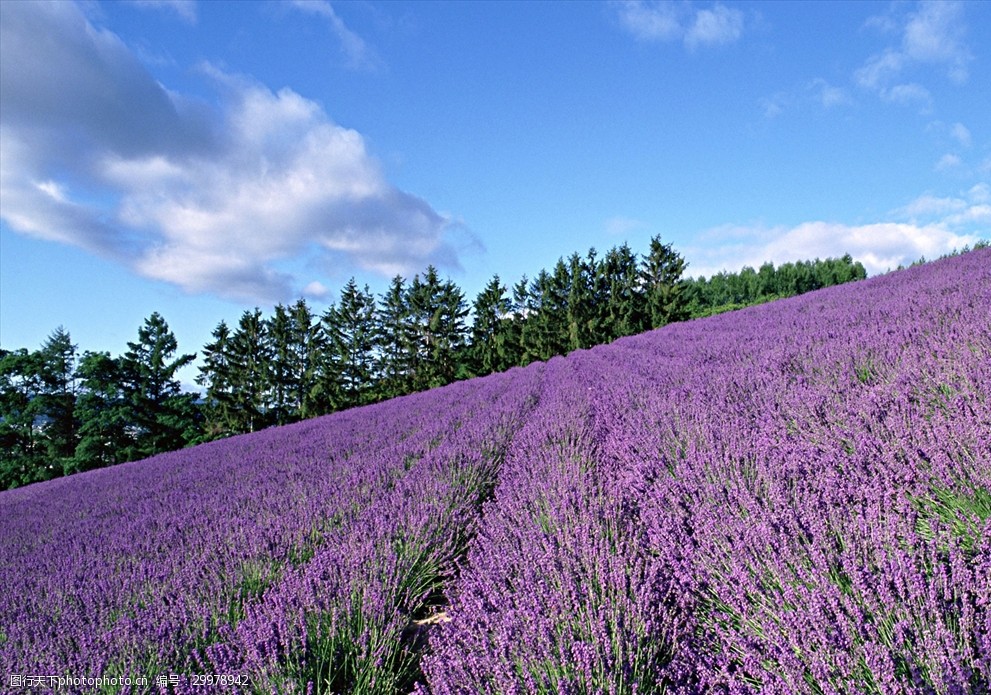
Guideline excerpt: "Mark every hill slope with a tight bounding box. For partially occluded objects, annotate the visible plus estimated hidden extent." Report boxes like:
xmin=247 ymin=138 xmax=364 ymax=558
xmin=2 ymin=249 xmax=989 ymax=694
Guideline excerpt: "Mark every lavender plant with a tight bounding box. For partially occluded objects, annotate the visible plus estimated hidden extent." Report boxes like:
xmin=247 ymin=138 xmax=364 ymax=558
xmin=2 ymin=249 xmax=988 ymax=694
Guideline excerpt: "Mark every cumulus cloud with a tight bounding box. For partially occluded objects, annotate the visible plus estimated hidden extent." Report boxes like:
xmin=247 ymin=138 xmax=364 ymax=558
xmin=685 ymin=187 xmax=988 ymax=278
xmin=616 ymin=1 xmax=744 ymax=49
xmin=0 ymin=1 xmax=459 ymax=303
xmin=856 ymin=1 xmax=972 ymax=103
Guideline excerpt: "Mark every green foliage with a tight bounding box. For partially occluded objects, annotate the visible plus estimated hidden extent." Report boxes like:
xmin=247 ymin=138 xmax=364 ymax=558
xmin=0 ymin=347 xmax=48 ymax=488
xmin=469 ymin=275 xmax=513 ymax=376
xmin=120 ymin=312 xmax=199 ymax=459
xmin=6 ymin=234 xmax=910 ymax=490
xmin=683 ymin=254 xmax=867 ymax=319
xmin=73 ymin=351 xmax=132 ymax=472
xmin=912 ymin=483 xmax=991 ymax=555
xmin=407 ymin=266 xmax=470 ymax=391
xmin=323 ymin=279 xmax=377 ymax=410
xmin=375 ymin=275 xmax=416 ymax=400
xmin=228 ymin=309 xmax=272 ymax=434
xmin=643 ymin=236 xmax=689 ymax=328
xmin=196 ymin=321 xmax=238 ymax=440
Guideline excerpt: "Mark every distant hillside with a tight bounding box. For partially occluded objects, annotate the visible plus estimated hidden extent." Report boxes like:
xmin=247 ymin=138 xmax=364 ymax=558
xmin=1 ymin=248 xmax=989 ymax=694
xmin=1 ymin=241 xmax=870 ymax=492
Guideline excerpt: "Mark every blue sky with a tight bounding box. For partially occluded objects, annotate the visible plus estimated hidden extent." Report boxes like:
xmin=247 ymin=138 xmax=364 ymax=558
xmin=2 ymin=0 xmax=989 ymax=385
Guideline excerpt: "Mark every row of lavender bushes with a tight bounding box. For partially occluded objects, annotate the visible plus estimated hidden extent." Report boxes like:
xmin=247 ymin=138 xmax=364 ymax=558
xmin=1 ymin=248 xmax=989 ymax=693
xmin=0 ymin=367 xmax=543 ymax=692
xmin=422 ymin=249 xmax=990 ymax=693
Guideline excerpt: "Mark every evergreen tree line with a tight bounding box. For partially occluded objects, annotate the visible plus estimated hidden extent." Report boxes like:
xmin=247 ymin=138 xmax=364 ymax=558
xmin=1 ymin=237 xmax=869 ymax=490
xmin=1 ymin=316 xmax=198 ymax=488
xmin=682 ymin=254 xmax=868 ymax=317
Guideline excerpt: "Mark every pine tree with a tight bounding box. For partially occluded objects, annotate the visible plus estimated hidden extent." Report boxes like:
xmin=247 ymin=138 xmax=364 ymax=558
xmin=469 ymin=275 xmax=512 ymax=376
xmin=267 ymin=304 xmax=296 ymax=427
xmin=288 ymin=299 xmax=324 ymax=420
xmin=374 ymin=276 xmax=415 ymax=400
xmin=566 ymin=251 xmax=598 ymax=351
xmin=598 ymin=243 xmax=644 ymax=341
xmin=519 ymin=270 xmax=549 ymax=365
xmin=523 ymin=263 xmax=570 ymax=361
xmin=504 ymin=276 xmax=530 ymax=367
xmin=37 ymin=327 xmax=79 ymax=473
xmin=74 ymin=351 xmax=131 ymax=471
xmin=432 ymin=277 xmax=469 ymax=386
xmin=196 ymin=321 xmax=238 ymax=440
xmin=406 ymin=270 xmax=438 ymax=391
xmin=120 ymin=312 xmax=198 ymax=458
xmin=228 ymin=309 xmax=272 ymax=433
xmin=323 ymin=279 xmax=377 ymax=410
xmin=642 ymin=235 xmax=689 ymax=329
xmin=0 ymin=348 xmax=46 ymax=488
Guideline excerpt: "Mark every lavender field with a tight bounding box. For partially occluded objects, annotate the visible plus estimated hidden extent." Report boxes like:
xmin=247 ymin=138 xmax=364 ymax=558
xmin=2 ymin=250 xmax=990 ymax=694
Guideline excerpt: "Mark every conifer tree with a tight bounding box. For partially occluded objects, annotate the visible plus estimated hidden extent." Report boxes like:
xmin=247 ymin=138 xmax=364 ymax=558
xmin=267 ymin=304 xmax=296 ymax=427
xmin=433 ymin=277 xmax=470 ymax=385
xmin=197 ymin=320 xmax=238 ymax=440
xmin=375 ymin=276 xmax=415 ymax=400
xmin=598 ymin=243 xmax=643 ymax=341
xmin=642 ymin=235 xmax=689 ymax=329
xmin=228 ymin=309 xmax=272 ymax=433
xmin=288 ymin=299 xmax=324 ymax=420
xmin=74 ymin=351 xmax=131 ymax=471
xmin=0 ymin=348 xmax=46 ymax=488
xmin=120 ymin=312 xmax=198 ymax=458
xmin=37 ymin=327 xmax=79 ymax=472
xmin=504 ymin=276 xmax=530 ymax=367
xmin=323 ymin=279 xmax=377 ymax=410
xmin=566 ymin=251 xmax=598 ymax=351
xmin=470 ymin=275 xmax=512 ymax=376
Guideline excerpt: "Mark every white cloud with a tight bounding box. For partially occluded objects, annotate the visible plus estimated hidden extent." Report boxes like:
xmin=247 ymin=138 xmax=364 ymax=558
xmin=685 ymin=4 xmax=744 ymax=49
xmin=808 ymin=78 xmax=850 ymax=108
xmin=935 ymin=153 xmax=962 ymax=171
xmin=967 ymin=183 xmax=990 ymax=204
xmin=950 ymin=122 xmax=972 ymax=148
xmin=896 ymin=185 xmax=991 ymax=227
xmin=687 ymin=221 xmax=981 ymax=278
xmin=686 ymin=186 xmax=989 ymax=278
xmin=884 ymin=82 xmax=931 ymax=107
xmin=288 ymin=0 xmax=380 ymax=71
xmin=856 ymin=1 xmax=972 ymax=103
xmin=760 ymin=80 xmax=851 ymax=120
xmin=616 ymin=0 xmax=681 ymax=41
xmin=616 ymin=1 xmax=745 ymax=49
xmin=0 ymin=1 xmax=460 ymax=303
xmin=128 ymin=0 xmax=198 ymax=24
xmin=898 ymin=193 xmax=967 ymax=219
xmin=902 ymin=1 xmax=970 ymax=81
xmin=302 ymin=281 xmax=330 ymax=299
xmin=854 ymin=49 xmax=904 ymax=90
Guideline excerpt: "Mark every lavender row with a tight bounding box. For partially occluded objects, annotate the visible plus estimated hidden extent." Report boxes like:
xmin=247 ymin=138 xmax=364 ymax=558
xmin=2 ymin=250 xmax=988 ymax=693
xmin=199 ymin=364 xmax=545 ymax=693
xmin=420 ymin=354 xmax=683 ymax=693
xmin=420 ymin=250 xmax=990 ymax=693
xmin=0 ymin=370 xmax=538 ymax=692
